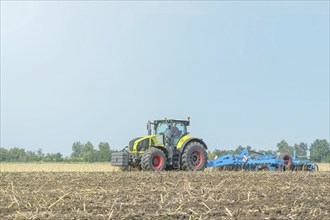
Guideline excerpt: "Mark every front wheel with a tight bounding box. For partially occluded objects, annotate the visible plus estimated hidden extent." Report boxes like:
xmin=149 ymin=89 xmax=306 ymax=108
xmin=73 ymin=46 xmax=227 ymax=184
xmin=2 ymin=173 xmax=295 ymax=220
xmin=141 ymin=148 xmax=167 ymax=171
xmin=181 ymin=142 xmax=208 ymax=171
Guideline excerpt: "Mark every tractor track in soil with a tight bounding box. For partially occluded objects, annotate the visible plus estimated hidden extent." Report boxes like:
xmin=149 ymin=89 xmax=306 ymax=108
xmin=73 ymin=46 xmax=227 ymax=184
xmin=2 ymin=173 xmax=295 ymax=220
xmin=0 ymin=171 xmax=329 ymax=219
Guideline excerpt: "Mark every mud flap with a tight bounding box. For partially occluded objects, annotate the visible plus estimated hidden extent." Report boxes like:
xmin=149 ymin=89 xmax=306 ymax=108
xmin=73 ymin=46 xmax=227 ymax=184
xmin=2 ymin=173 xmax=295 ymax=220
xmin=111 ymin=152 xmax=129 ymax=167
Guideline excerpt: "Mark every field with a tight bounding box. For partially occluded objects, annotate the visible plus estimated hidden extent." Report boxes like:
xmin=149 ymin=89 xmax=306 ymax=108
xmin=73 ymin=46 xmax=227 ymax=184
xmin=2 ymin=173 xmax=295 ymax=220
xmin=1 ymin=163 xmax=329 ymax=172
xmin=1 ymin=165 xmax=329 ymax=219
xmin=317 ymin=163 xmax=330 ymax=172
xmin=0 ymin=163 xmax=119 ymax=172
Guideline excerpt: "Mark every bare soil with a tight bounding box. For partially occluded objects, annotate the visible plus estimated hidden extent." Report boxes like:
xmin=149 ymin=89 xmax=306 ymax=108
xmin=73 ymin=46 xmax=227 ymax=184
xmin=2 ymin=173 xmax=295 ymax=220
xmin=0 ymin=171 xmax=329 ymax=219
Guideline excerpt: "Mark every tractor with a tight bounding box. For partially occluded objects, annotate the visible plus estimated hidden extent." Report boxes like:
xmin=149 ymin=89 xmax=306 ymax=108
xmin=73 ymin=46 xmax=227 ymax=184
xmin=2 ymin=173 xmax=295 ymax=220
xmin=111 ymin=117 xmax=208 ymax=171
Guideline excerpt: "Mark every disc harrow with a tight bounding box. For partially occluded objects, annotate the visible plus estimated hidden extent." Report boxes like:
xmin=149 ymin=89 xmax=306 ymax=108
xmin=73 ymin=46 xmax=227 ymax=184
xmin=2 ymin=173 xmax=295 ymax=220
xmin=207 ymin=148 xmax=318 ymax=171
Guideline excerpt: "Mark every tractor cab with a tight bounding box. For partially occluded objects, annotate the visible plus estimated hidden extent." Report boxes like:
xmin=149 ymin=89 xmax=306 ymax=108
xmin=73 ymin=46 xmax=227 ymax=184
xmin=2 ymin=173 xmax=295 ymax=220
xmin=148 ymin=118 xmax=190 ymax=147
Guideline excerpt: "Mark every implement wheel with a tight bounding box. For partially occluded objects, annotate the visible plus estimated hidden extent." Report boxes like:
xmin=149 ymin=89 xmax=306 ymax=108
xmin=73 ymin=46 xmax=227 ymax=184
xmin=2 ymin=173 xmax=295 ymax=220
xmin=306 ymin=164 xmax=318 ymax=172
xmin=181 ymin=142 xmax=207 ymax=171
xmin=141 ymin=148 xmax=166 ymax=171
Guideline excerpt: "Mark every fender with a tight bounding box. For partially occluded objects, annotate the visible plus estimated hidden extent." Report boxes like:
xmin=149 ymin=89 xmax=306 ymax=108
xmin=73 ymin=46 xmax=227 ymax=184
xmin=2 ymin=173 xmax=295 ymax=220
xmin=153 ymin=146 xmax=168 ymax=156
xmin=179 ymin=137 xmax=208 ymax=153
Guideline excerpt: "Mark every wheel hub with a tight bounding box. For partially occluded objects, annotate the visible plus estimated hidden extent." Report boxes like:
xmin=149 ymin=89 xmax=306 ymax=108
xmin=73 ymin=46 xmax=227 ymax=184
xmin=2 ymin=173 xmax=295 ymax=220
xmin=191 ymin=150 xmax=202 ymax=167
xmin=152 ymin=158 xmax=159 ymax=166
xmin=151 ymin=154 xmax=163 ymax=169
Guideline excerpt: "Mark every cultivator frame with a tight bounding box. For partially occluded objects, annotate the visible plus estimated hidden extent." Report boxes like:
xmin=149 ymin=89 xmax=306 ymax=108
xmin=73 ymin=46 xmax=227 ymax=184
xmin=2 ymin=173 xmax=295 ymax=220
xmin=207 ymin=148 xmax=318 ymax=171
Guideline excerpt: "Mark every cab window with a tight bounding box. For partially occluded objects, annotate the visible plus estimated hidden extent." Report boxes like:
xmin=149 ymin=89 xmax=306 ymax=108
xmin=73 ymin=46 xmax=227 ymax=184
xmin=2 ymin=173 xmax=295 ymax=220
xmin=173 ymin=123 xmax=186 ymax=136
xmin=155 ymin=122 xmax=168 ymax=134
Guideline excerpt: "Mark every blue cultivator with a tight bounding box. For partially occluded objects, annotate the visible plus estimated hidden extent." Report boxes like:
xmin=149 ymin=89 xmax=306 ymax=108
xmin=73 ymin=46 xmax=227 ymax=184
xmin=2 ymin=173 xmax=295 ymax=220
xmin=207 ymin=148 xmax=318 ymax=171
xmin=290 ymin=151 xmax=319 ymax=171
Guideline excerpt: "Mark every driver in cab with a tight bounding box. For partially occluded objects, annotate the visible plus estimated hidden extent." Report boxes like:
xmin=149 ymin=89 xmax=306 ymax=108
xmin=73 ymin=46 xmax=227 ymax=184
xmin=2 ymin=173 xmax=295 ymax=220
xmin=165 ymin=124 xmax=180 ymax=139
xmin=171 ymin=124 xmax=181 ymax=138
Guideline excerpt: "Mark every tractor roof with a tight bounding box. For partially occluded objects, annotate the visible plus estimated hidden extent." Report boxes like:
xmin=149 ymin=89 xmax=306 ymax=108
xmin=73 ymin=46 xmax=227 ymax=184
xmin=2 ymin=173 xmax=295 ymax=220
xmin=153 ymin=118 xmax=190 ymax=126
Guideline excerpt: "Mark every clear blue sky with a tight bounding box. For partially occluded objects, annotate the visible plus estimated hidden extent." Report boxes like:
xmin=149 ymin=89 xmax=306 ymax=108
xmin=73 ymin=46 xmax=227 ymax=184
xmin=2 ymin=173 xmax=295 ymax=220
xmin=1 ymin=1 xmax=329 ymax=156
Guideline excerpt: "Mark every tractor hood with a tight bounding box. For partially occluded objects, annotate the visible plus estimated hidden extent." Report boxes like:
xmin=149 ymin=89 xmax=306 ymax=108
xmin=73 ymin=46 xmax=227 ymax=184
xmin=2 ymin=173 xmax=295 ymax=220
xmin=128 ymin=137 xmax=142 ymax=150
xmin=128 ymin=135 xmax=164 ymax=152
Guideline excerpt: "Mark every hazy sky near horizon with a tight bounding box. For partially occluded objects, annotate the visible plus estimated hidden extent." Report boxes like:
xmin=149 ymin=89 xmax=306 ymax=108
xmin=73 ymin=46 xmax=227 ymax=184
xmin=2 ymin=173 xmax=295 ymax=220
xmin=1 ymin=1 xmax=329 ymax=156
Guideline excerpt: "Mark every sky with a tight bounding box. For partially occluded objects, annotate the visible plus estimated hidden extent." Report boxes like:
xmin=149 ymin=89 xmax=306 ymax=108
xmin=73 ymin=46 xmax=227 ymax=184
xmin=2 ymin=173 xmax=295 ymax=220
xmin=1 ymin=1 xmax=329 ymax=156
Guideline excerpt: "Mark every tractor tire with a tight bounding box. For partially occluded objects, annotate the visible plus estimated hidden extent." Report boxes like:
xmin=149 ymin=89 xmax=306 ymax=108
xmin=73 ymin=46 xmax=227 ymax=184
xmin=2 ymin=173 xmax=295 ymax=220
xmin=181 ymin=142 xmax=207 ymax=171
xmin=141 ymin=148 xmax=167 ymax=171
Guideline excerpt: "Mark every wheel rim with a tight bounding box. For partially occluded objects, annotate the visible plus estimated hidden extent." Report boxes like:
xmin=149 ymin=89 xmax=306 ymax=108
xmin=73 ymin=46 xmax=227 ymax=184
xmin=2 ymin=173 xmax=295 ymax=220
xmin=191 ymin=150 xmax=203 ymax=168
xmin=152 ymin=154 xmax=163 ymax=169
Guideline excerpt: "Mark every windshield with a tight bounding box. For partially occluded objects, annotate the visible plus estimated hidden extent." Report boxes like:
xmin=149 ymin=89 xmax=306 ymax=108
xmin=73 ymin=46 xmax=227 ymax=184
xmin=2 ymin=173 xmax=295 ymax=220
xmin=155 ymin=122 xmax=187 ymax=135
xmin=155 ymin=122 xmax=168 ymax=134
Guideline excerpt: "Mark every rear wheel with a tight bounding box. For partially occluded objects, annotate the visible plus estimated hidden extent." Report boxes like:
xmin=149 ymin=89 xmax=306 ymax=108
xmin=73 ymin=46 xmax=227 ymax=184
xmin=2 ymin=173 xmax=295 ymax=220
xmin=141 ymin=148 xmax=166 ymax=171
xmin=181 ymin=142 xmax=207 ymax=171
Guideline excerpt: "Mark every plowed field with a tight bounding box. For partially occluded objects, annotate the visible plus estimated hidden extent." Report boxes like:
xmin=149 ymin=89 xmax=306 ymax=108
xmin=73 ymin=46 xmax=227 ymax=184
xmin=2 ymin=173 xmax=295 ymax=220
xmin=1 ymin=172 xmax=329 ymax=219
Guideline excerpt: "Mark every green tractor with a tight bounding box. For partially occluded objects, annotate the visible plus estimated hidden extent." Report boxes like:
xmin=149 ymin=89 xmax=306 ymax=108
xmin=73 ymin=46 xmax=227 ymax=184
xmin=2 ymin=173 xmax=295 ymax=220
xmin=111 ymin=117 xmax=208 ymax=171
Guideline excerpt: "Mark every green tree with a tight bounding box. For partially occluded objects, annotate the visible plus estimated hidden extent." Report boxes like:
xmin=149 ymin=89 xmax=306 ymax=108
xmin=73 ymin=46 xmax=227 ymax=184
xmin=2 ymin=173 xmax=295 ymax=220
xmin=207 ymin=151 xmax=217 ymax=160
xmin=8 ymin=147 xmax=27 ymax=162
xmin=0 ymin=148 xmax=8 ymax=161
xmin=55 ymin=153 xmax=64 ymax=162
xmin=294 ymin=142 xmax=308 ymax=156
xmin=264 ymin=150 xmax=276 ymax=155
xmin=26 ymin=151 xmax=39 ymax=162
xmin=310 ymin=139 xmax=330 ymax=162
xmin=44 ymin=153 xmax=63 ymax=162
xmin=84 ymin=141 xmax=94 ymax=152
xmin=97 ymin=142 xmax=112 ymax=162
xmin=213 ymin=149 xmax=223 ymax=157
xmin=37 ymin=149 xmax=44 ymax=161
xmin=257 ymin=149 xmax=276 ymax=155
xmin=82 ymin=141 xmax=96 ymax=162
xmin=71 ymin=141 xmax=84 ymax=160
xmin=276 ymin=140 xmax=294 ymax=155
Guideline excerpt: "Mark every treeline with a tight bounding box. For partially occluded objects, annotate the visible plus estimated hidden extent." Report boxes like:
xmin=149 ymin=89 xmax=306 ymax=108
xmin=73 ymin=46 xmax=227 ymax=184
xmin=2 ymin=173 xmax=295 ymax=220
xmin=1 ymin=139 xmax=329 ymax=163
xmin=207 ymin=139 xmax=330 ymax=163
xmin=0 ymin=141 xmax=118 ymax=162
